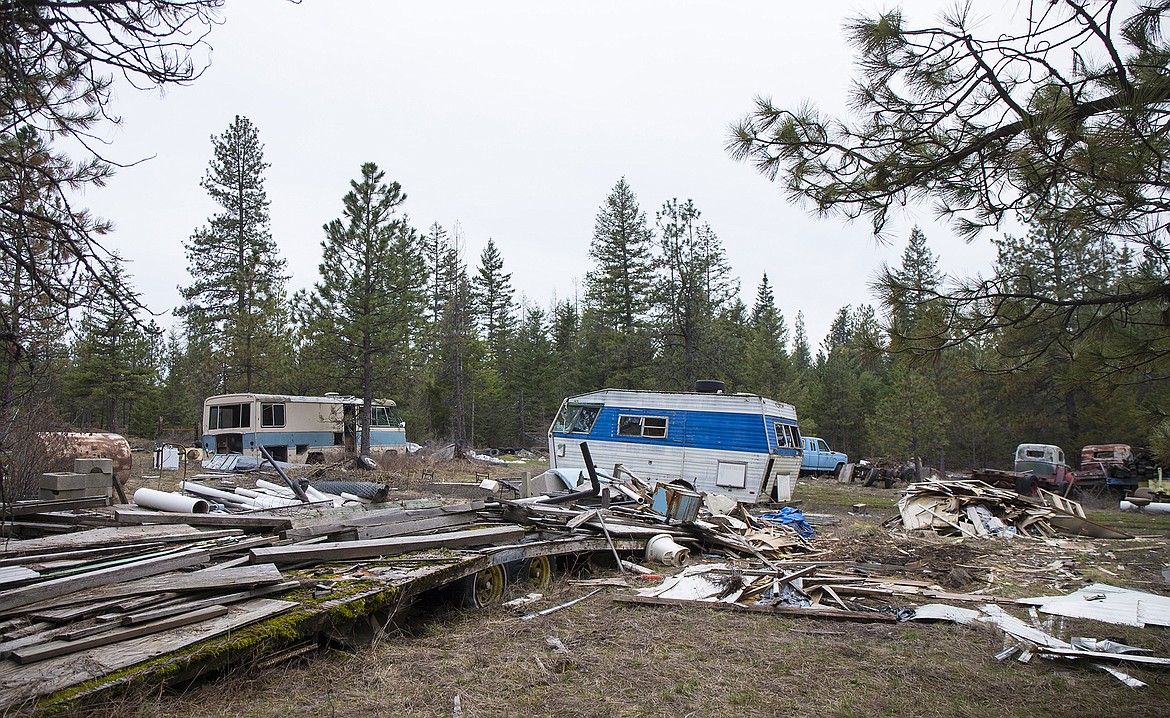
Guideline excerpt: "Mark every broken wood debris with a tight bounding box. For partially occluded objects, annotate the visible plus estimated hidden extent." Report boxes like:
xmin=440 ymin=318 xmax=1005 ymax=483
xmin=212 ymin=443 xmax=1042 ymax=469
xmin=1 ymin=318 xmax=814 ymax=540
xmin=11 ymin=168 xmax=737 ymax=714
xmin=890 ymin=480 xmax=1132 ymax=540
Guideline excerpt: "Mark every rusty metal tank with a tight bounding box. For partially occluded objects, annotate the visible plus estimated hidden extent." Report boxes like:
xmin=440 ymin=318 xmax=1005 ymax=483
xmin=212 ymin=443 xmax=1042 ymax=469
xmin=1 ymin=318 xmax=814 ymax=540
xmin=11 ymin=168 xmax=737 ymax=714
xmin=33 ymin=432 xmax=133 ymax=483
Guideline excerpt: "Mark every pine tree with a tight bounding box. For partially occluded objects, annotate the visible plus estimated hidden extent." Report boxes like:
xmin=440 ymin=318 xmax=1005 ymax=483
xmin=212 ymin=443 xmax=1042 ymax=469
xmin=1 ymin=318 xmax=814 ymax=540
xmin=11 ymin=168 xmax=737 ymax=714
xmin=792 ymin=311 xmax=812 ymax=372
xmin=583 ymin=178 xmax=656 ymax=386
xmin=654 ymin=198 xmax=736 ymax=388
xmin=472 ymin=238 xmax=515 ymax=364
xmin=298 ymin=162 xmax=425 ymax=458
xmin=508 ymin=304 xmax=556 ymax=444
xmin=743 ymin=273 xmax=792 ymax=397
xmin=178 ymin=116 xmax=288 ymax=394
xmin=879 ymin=225 xmax=943 ymax=337
xmin=68 ymin=258 xmax=158 ymax=434
xmin=870 ymin=362 xmax=948 ymax=476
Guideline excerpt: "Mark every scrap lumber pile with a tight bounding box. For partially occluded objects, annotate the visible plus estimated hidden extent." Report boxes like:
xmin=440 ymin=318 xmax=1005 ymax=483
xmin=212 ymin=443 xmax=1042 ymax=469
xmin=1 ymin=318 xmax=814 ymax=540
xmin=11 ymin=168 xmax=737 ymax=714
xmin=492 ymin=491 xmax=815 ymax=563
xmin=890 ymin=480 xmax=1131 ymax=539
xmin=0 ymin=496 xmax=545 ymax=712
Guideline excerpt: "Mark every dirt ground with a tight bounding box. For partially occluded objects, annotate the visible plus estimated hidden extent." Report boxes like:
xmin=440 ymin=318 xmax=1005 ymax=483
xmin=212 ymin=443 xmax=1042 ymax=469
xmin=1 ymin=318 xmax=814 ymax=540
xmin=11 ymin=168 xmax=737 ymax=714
xmin=85 ymin=455 xmax=1170 ymax=717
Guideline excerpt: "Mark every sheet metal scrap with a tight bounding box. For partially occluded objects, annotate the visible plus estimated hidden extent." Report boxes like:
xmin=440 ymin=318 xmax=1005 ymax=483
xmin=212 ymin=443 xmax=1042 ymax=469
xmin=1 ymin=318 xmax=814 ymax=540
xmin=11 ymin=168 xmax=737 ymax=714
xmin=890 ymin=480 xmax=1131 ymax=540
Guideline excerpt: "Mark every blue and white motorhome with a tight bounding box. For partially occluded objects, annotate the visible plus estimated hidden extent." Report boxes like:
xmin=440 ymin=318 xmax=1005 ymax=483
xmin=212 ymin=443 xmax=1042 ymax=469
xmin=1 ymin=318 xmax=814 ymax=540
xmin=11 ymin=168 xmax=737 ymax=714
xmin=201 ymin=393 xmax=407 ymax=465
xmin=547 ymin=388 xmax=803 ymax=503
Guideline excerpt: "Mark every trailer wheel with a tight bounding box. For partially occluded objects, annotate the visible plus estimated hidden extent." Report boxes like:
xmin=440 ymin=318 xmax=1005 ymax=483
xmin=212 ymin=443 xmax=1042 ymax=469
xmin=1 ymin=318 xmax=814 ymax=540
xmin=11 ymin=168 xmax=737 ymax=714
xmin=525 ymin=555 xmax=553 ymax=590
xmin=457 ymin=564 xmax=507 ymax=608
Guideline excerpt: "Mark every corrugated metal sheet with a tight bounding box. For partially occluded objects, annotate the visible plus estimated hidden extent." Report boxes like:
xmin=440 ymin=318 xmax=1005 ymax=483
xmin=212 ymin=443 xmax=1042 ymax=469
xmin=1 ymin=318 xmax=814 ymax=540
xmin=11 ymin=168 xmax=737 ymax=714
xmin=1017 ymin=583 xmax=1170 ymax=628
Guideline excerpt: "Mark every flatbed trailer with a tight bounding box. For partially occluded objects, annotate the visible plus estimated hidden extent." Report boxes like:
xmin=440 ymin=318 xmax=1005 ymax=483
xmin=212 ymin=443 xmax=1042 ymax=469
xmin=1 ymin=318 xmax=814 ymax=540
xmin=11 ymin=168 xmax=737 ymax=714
xmin=0 ymin=529 xmax=650 ymax=714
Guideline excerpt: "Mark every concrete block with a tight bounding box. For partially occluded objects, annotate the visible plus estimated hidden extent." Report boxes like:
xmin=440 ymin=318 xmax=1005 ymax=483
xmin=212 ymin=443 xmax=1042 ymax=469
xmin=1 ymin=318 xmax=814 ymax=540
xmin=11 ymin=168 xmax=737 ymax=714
xmin=40 ymin=472 xmax=89 ymax=491
xmin=39 ymin=487 xmax=89 ymax=501
xmin=73 ymin=458 xmax=114 ymax=475
xmin=83 ymin=485 xmax=113 ymax=498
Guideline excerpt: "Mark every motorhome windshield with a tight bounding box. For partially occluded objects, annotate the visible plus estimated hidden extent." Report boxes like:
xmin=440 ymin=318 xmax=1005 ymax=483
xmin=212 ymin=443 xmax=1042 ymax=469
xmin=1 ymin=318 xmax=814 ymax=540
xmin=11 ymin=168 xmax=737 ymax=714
xmin=371 ymin=405 xmax=403 ymax=427
xmin=208 ymin=403 xmax=250 ymax=430
xmin=553 ymin=403 xmax=601 ymax=434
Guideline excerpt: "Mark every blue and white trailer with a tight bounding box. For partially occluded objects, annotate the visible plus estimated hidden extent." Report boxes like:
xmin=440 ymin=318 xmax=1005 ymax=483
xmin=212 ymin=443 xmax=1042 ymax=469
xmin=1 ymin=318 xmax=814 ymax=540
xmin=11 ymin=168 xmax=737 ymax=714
xmin=201 ymin=392 xmax=407 ymax=465
xmin=547 ymin=388 xmax=803 ymax=503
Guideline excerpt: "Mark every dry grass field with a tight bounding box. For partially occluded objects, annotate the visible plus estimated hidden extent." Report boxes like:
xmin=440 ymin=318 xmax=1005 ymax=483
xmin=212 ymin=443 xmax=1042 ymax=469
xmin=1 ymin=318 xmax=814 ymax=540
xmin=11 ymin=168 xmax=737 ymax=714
xmin=68 ymin=455 xmax=1170 ymax=718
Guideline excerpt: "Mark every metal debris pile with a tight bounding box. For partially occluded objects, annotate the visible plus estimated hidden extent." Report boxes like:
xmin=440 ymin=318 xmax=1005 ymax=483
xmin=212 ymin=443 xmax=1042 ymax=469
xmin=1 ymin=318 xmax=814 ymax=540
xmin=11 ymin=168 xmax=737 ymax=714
xmin=913 ymin=582 xmax=1170 ymax=687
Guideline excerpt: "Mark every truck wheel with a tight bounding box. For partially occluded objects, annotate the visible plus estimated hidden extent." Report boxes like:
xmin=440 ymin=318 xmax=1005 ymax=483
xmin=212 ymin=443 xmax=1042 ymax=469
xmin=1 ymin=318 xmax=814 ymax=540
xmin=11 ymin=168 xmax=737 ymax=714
xmin=1014 ymin=477 xmax=1038 ymax=496
xmin=833 ymin=463 xmax=845 ymax=479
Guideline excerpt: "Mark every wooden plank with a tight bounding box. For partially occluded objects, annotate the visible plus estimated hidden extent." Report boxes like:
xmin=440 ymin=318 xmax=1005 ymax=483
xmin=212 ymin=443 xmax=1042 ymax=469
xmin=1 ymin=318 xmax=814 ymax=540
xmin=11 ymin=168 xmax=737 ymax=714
xmin=12 ymin=605 xmax=231 ymax=663
xmin=612 ymin=594 xmax=898 ymax=622
xmin=114 ymin=509 xmax=294 ymax=531
xmin=10 ymin=564 xmax=280 ymax=616
xmin=0 ymin=525 xmax=242 ymax=557
xmin=0 ymin=599 xmax=294 ymax=707
xmin=248 ymin=525 xmax=526 ymax=564
xmin=284 ymin=501 xmax=484 ymax=539
xmin=354 ymin=512 xmax=476 ymax=540
xmin=29 ymin=593 xmax=179 ymax=624
xmin=0 ymin=542 xmax=167 ymax=568
xmin=121 ymin=581 xmax=299 ymax=625
xmin=0 ymin=567 xmax=40 ymax=588
xmin=0 ymin=549 xmax=210 ymax=615
xmin=0 ymin=497 xmax=110 ymax=517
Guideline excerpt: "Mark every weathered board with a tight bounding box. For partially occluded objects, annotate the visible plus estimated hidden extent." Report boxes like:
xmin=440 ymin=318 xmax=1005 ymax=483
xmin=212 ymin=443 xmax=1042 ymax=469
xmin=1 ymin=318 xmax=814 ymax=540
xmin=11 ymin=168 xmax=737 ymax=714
xmin=248 ymin=525 xmax=526 ymax=564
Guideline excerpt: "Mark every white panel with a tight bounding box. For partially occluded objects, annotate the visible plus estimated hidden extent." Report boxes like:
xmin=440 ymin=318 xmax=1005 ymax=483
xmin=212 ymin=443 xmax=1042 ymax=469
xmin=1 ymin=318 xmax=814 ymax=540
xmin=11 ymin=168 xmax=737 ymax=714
xmin=716 ymin=461 xmax=747 ymax=488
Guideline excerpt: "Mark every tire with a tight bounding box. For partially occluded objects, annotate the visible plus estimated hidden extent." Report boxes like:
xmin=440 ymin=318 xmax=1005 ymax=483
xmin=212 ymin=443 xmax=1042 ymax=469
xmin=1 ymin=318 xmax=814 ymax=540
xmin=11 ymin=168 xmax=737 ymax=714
xmin=692 ymin=379 xmax=727 ymax=394
xmin=833 ymin=462 xmax=845 ymax=479
xmin=524 ymin=555 xmax=553 ymax=590
xmin=1014 ymin=477 xmax=1038 ymax=496
xmin=456 ymin=564 xmax=507 ymax=608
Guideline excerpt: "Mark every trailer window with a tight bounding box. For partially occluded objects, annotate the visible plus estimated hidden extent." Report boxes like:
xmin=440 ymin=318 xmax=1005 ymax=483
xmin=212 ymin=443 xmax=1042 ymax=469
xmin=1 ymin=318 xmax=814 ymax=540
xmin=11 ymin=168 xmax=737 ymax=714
xmin=261 ymin=403 xmax=285 ymax=428
xmin=208 ymin=403 xmax=250 ymax=430
xmin=775 ymin=422 xmax=800 ymax=449
xmin=617 ymin=415 xmax=668 ymax=438
xmin=553 ymin=404 xmax=601 ymax=434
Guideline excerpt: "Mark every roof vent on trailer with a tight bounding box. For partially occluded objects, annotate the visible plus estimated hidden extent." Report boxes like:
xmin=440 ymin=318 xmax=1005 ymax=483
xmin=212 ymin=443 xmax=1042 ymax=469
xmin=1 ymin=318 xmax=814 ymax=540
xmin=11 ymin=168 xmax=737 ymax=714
xmin=324 ymin=392 xmax=341 ymax=397
xmin=692 ymin=380 xmax=726 ymax=394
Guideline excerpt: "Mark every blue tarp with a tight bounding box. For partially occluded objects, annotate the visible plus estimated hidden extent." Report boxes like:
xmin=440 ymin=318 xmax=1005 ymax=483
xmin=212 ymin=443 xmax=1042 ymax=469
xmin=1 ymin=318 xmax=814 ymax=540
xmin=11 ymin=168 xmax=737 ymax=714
xmin=759 ymin=506 xmax=815 ymax=539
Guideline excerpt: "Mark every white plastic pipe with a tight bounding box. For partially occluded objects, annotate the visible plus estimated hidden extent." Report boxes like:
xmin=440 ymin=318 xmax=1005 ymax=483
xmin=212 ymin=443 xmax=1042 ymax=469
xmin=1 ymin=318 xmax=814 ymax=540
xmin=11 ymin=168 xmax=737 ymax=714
xmin=181 ymin=481 xmax=298 ymax=510
xmin=1120 ymin=500 xmax=1170 ymax=514
xmin=255 ymin=479 xmax=298 ymax=498
xmin=134 ymin=487 xmax=210 ymax=514
xmin=304 ymin=485 xmax=342 ymax=507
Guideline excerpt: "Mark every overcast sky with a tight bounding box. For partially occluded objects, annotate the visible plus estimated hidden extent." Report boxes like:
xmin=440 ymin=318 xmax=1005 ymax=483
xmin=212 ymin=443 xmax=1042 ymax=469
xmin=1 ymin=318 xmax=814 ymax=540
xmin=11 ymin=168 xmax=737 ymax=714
xmin=84 ymin=0 xmax=1006 ymax=348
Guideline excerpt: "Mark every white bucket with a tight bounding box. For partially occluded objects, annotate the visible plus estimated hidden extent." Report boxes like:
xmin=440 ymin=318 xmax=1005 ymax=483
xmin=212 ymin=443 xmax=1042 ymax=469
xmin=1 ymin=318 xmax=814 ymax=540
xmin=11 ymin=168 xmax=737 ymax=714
xmin=645 ymin=533 xmax=690 ymax=567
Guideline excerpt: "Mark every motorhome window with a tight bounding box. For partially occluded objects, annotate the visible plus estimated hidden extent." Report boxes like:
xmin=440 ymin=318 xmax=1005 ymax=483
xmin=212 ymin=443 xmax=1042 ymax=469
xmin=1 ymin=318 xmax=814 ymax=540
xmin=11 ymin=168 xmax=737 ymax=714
xmin=618 ymin=416 xmax=642 ymax=436
xmin=371 ymin=406 xmax=403 ymax=427
xmin=555 ymin=404 xmax=600 ymax=434
xmin=775 ymin=423 xmax=799 ymax=449
xmin=261 ymin=403 xmax=285 ymax=428
xmin=208 ymin=403 xmax=250 ymax=430
xmin=642 ymin=416 xmax=668 ymax=438
xmin=617 ymin=415 xmax=668 ymax=438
